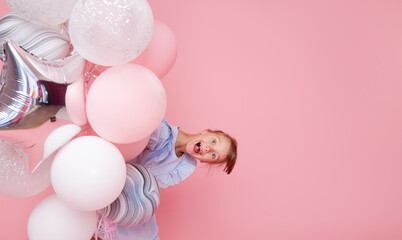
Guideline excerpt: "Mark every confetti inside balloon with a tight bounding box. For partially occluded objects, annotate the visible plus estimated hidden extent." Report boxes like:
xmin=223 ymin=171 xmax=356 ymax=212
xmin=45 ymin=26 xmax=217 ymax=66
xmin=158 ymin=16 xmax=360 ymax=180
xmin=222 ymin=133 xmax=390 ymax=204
xmin=69 ymin=0 xmax=154 ymax=66
xmin=102 ymin=163 xmax=160 ymax=226
xmin=0 ymin=139 xmax=28 ymax=184
xmin=5 ymin=0 xmax=79 ymax=26
xmin=0 ymin=138 xmax=54 ymax=198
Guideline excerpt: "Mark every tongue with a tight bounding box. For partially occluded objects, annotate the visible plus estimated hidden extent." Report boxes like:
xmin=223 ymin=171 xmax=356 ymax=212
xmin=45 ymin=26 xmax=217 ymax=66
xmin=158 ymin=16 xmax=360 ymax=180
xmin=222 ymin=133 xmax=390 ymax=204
xmin=194 ymin=144 xmax=200 ymax=153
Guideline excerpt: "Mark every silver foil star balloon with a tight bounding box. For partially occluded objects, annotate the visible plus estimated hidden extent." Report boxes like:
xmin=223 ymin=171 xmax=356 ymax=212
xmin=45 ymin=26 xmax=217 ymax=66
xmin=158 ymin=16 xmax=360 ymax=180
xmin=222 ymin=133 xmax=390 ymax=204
xmin=0 ymin=40 xmax=84 ymax=128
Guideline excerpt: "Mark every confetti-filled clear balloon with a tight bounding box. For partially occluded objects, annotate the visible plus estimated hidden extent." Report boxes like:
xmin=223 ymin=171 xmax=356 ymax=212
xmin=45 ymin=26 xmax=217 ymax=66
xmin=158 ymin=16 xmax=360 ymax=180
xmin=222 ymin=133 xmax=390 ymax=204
xmin=0 ymin=139 xmax=51 ymax=198
xmin=102 ymin=163 xmax=160 ymax=226
xmin=69 ymin=0 xmax=154 ymax=66
xmin=5 ymin=0 xmax=79 ymax=26
xmin=0 ymin=139 xmax=28 ymax=194
xmin=0 ymin=12 xmax=71 ymax=62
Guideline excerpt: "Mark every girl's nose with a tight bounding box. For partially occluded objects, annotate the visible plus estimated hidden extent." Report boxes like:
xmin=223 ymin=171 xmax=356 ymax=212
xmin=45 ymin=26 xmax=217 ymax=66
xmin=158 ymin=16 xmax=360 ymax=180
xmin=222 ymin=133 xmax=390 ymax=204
xmin=205 ymin=145 xmax=209 ymax=152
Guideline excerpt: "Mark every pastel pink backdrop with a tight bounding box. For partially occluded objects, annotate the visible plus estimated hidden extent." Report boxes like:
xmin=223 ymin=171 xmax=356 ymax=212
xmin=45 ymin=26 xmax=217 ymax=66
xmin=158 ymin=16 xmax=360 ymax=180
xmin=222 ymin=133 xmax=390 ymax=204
xmin=1 ymin=0 xmax=402 ymax=240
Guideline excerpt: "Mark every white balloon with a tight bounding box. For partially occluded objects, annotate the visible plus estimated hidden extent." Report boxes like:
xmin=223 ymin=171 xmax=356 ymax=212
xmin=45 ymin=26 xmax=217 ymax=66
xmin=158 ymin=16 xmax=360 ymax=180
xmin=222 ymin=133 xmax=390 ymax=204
xmin=51 ymin=136 xmax=126 ymax=211
xmin=28 ymin=194 xmax=97 ymax=240
xmin=38 ymin=124 xmax=81 ymax=168
xmin=5 ymin=0 xmax=79 ymax=26
xmin=32 ymin=123 xmax=81 ymax=173
xmin=69 ymin=0 xmax=154 ymax=66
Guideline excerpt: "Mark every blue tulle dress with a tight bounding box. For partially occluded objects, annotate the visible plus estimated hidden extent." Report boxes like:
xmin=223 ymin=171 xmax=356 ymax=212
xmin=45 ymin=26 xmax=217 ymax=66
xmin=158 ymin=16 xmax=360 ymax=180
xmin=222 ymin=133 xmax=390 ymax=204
xmin=111 ymin=118 xmax=197 ymax=240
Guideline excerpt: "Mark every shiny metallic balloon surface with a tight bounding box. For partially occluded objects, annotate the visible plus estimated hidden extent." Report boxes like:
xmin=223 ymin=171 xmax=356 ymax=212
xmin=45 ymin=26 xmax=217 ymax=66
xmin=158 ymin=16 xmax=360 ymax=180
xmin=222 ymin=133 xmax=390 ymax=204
xmin=0 ymin=12 xmax=71 ymax=62
xmin=3 ymin=40 xmax=84 ymax=85
xmin=0 ymin=41 xmax=48 ymax=128
xmin=0 ymin=40 xmax=84 ymax=128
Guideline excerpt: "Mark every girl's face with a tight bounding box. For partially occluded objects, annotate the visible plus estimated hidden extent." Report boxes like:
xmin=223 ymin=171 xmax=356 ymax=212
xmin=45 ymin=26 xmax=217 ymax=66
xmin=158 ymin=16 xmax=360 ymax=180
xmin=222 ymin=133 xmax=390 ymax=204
xmin=186 ymin=131 xmax=231 ymax=163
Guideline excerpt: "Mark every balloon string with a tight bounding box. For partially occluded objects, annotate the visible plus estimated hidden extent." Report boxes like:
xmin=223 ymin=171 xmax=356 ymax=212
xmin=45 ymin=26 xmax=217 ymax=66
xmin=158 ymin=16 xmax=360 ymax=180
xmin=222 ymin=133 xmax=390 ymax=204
xmin=83 ymin=61 xmax=94 ymax=99
xmin=94 ymin=210 xmax=117 ymax=240
xmin=83 ymin=61 xmax=96 ymax=98
xmin=10 ymin=141 xmax=27 ymax=172
xmin=83 ymin=61 xmax=106 ymax=98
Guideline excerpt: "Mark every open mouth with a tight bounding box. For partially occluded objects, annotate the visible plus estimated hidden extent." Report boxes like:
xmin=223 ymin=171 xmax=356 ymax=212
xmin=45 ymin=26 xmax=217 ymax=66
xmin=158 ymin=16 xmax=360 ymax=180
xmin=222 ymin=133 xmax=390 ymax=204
xmin=193 ymin=142 xmax=201 ymax=154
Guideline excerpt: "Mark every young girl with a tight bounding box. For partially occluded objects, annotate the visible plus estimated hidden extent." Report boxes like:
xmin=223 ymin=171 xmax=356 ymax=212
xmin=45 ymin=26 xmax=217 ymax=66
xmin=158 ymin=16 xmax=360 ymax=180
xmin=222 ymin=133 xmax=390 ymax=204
xmin=95 ymin=118 xmax=237 ymax=240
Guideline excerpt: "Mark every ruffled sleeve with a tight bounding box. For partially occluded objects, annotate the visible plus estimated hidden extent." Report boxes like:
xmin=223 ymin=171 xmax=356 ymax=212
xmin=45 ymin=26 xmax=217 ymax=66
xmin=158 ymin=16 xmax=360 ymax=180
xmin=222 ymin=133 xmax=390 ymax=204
xmin=146 ymin=118 xmax=171 ymax=151
xmin=154 ymin=154 xmax=197 ymax=188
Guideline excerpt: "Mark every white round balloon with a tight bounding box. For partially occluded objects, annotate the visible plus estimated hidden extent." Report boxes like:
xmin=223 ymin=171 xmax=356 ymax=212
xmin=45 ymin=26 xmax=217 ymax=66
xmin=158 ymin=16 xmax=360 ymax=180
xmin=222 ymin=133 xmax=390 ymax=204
xmin=28 ymin=194 xmax=97 ymax=240
xmin=69 ymin=0 xmax=154 ymax=66
xmin=5 ymin=0 xmax=79 ymax=26
xmin=51 ymin=136 xmax=126 ymax=211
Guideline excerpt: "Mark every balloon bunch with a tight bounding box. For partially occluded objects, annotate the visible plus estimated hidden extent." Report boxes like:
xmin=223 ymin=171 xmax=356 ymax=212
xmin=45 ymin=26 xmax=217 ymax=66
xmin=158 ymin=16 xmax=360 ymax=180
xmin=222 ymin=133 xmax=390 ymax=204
xmin=0 ymin=0 xmax=178 ymax=239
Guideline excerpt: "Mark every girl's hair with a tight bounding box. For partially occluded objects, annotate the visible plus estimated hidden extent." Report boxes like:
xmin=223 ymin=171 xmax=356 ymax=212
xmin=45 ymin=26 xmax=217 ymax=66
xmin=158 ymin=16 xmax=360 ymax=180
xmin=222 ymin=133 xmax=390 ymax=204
xmin=206 ymin=129 xmax=238 ymax=174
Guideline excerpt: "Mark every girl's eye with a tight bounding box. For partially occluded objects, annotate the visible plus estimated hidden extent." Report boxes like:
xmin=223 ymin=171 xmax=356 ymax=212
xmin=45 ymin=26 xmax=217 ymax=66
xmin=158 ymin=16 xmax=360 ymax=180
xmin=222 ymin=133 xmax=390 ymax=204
xmin=212 ymin=139 xmax=216 ymax=144
xmin=212 ymin=153 xmax=216 ymax=159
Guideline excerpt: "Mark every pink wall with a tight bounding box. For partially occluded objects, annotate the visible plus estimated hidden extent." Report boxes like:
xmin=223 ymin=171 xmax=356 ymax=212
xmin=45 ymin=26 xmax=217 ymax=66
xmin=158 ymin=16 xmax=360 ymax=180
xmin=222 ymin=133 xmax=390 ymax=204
xmin=2 ymin=0 xmax=402 ymax=239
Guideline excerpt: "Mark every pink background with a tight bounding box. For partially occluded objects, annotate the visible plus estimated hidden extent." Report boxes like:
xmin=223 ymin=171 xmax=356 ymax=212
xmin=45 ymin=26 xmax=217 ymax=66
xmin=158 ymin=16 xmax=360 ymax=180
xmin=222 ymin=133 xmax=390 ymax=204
xmin=2 ymin=0 xmax=402 ymax=239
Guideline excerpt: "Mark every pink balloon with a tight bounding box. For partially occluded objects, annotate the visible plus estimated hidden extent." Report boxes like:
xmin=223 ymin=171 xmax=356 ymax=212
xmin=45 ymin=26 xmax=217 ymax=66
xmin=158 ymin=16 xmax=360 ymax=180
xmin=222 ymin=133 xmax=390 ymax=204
xmin=65 ymin=62 xmax=111 ymax=126
xmin=130 ymin=19 xmax=178 ymax=79
xmin=65 ymin=75 xmax=87 ymax=126
xmin=86 ymin=64 xmax=166 ymax=144
xmin=114 ymin=136 xmax=150 ymax=162
xmin=86 ymin=127 xmax=150 ymax=162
